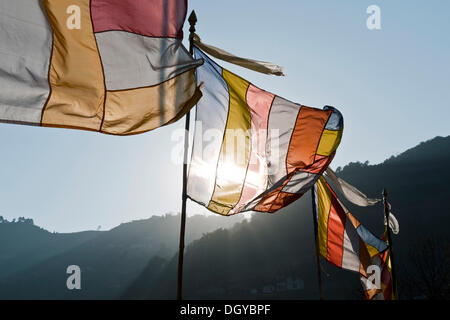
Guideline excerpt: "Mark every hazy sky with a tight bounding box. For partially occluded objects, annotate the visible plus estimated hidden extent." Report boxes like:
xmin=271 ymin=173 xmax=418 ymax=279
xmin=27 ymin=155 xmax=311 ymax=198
xmin=0 ymin=0 xmax=449 ymax=232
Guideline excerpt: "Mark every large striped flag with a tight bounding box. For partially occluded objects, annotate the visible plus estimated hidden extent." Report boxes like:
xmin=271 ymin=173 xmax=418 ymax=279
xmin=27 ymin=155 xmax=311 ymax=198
xmin=187 ymin=47 xmax=344 ymax=215
xmin=0 ymin=0 xmax=203 ymax=135
xmin=312 ymin=176 xmax=388 ymax=277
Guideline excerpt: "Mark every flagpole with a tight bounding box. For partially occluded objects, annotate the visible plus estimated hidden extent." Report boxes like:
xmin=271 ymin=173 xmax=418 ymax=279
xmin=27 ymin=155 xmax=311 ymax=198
xmin=176 ymin=10 xmax=197 ymax=301
xmin=311 ymin=186 xmax=324 ymax=300
xmin=382 ymin=188 xmax=398 ymax=298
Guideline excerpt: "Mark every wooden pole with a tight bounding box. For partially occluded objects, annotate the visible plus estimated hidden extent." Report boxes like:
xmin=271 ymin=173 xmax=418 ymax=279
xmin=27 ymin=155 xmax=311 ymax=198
xmin=311 ymin=187 xmax=324 ymax=300
xmin=382 ymin=188 xmax=398 ymax=299
xmin=176 ymin=10 xmax=197 ymax=301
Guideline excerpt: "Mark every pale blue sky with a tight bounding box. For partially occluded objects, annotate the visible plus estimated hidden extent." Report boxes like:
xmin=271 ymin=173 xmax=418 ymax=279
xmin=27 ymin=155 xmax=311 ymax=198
xmin=0 ymin=0 xmax=449 ymax=232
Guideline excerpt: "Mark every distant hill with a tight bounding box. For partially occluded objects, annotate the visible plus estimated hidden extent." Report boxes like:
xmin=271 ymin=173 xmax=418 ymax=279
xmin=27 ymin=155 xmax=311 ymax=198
xmin=0 ymin=214 xmax=243 ymax=299
xmin=0 ymin=219 xmax=99 ymax=280
xmin=123 ymin=136 xmax=450 ymax=300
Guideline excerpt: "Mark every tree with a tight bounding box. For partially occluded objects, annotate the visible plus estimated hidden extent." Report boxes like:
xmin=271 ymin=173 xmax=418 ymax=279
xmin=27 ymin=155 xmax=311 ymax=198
xmin=401 ymin=237 xmax=450 ymax=299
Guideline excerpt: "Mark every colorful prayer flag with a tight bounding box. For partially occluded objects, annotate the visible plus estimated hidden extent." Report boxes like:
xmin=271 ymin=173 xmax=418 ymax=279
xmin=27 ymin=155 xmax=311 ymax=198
xmin=187 ymin=47 xmax=344 ymax=215
xmin=312 ymin=176 xmax=388 ymax=277
xmin=0 ymin=0 xmax=203 ymax=135
xmin=361 ymin=230 xmax=397 ymax=300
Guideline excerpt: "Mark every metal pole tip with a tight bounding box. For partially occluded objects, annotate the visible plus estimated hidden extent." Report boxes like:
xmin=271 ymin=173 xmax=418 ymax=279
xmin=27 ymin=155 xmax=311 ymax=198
xmin=188 ymin=10 xmax=197 ymax=25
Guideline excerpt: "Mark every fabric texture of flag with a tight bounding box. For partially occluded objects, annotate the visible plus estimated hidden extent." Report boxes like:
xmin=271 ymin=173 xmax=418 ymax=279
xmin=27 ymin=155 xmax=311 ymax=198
xmin=187 ymin=47 xmax=344 ymax=215
xmin=325 ymin=168 xmax=380 ymax=207
xmin=380 ymin=236 xmax=397 ymax=300
xmin=0 ymin=0 xmax=203 ymax=135
xmin=325 ymin=168 xmax=400 ymax=234
xmin=312 ymin=176 xmax=388 ymax=277
xmin=360 ymin=229 xmax=397 ymax=300
xmin=192 ymin=33 xmax=285 ymax=76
